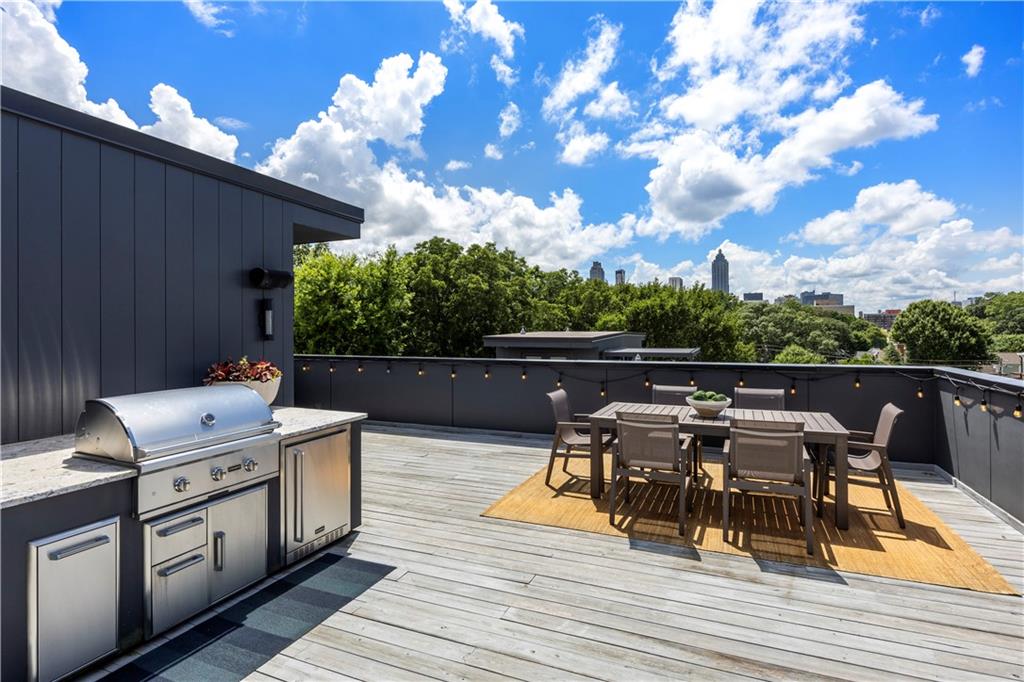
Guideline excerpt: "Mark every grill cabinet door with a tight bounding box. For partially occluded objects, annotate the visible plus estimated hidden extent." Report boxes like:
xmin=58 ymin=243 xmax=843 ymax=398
xmin=29 ymin=518 xmax=119 ymax=682
xmin=207 ymin=485 xmax=268 ymax=603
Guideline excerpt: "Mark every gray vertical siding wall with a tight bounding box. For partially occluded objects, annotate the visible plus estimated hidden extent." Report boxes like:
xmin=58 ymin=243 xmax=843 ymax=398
xmin=295 ymin=355 xmax=1024 ymax=523
xmin=0 ymin=111 xmax=314 ymax=443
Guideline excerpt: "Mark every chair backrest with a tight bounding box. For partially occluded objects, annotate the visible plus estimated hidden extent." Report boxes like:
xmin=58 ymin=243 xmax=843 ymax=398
xmin=651 ymin=384 xmax=696 ymax=405
xmin=546 ymin=389 xmax=575 ymax=438
xmin=614 ymin=412 xmax=680 ymax=470
xmin=728 ymin=419 xmax=805 ymax=483
xmin=734 ymin=387 xmax=786 ymax=410
xmin=873 ymin=403 xmax=903 ymax=448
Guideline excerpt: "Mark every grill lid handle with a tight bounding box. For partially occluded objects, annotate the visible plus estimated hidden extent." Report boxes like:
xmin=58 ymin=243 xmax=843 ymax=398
xmin=200 ymin=412 xmax=216 ymax=427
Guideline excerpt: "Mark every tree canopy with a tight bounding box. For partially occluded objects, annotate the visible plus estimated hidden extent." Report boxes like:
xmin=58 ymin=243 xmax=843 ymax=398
xmin=890 ymin=300 xmax=992 ymax=365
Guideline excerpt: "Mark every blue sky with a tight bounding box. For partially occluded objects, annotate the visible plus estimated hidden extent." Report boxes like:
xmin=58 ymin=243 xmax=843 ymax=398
xmin=4 ymin=0 xmax=1022 ymax=310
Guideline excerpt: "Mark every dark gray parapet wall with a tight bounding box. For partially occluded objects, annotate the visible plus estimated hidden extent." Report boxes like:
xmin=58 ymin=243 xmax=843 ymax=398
xmin=1 ymin=87 xmax=364 ymax=443
xmin=295 ymin=356 xmax=1024 ymax=524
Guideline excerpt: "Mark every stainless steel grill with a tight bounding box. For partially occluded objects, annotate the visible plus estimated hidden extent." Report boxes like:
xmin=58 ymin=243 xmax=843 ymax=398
xmin=74 ymin=385 xmax=281 ymax=519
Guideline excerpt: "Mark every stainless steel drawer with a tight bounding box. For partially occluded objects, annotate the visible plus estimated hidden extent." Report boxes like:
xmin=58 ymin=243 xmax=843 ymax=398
xmin=29 ymin=517 xmax=119 ymax=682
xmin=147 ymin=509 xmax=207 ymax=566
xmin=149 ymin=549 xmax=209 ymax=637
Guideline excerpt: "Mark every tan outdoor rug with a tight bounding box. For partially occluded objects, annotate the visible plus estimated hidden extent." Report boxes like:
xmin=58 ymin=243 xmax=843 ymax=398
xmin=483 ymin=458 xmax=1016 ymax=594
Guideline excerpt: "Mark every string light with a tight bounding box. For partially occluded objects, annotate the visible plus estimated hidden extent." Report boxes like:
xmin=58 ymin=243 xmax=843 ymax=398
xmin=450 ymin=367 xmax=457 ymax=380
xmin=737 ymin=372 xmax=745 ymax=388
xmin=1013 ymin=394 xmax=1022 ymax=419
xmin=556 ymin=373 xmax=563 ymax=388
xmin=301 ymin=362 xmax=310 ymax=372
xmin=385 ymin=362 xmax=391 ymax=374
xmin=916 ymin=384 xmax=924 ymax=399
xmin=689 ymin=373 xmax=696 ymax=387
xmin=853 ymin=372 xmax=861 ymax=389
xmin=980 ymin=394 xmax=988 ymax=412
xmin=599 ymin=382 xmax=607 ymax=397
xmin=953 ymin=389 xmax=962 ymax=407
xmin=417 ymin=364 xmax=425 ymax=377
xmin=521 ymin=367 xmax=528 ymax=381
xmin=484 ymin=367 xmax=491 ymax=380
xmin=329 ymin=363 xmax=336 ymax=373
xmin=789 ymin=381 xmax=797 ymax=396
xmin=644 ymin=374 xmax=651 ymax=389
xmin=356 ymin=362 xmax=364 ymax=373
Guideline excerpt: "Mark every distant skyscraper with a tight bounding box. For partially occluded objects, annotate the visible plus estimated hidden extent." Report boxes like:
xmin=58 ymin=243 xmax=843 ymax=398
xmin=800 ymin=290 xmax=844 ymax=306
xmin=589 ymin=261 xmax=605 ymax=282
xmin=742 ymin=292 xmax=763 ymax=302
xmin=614 ymin=269 xmax=625 ymax=285
xmin=667 ymin=276 xmax=683 ymax=291
xmin=711 ymin=250 xmax=729 ymax=293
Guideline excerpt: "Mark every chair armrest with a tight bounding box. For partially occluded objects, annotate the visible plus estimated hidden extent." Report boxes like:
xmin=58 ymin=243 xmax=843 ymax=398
xmin=557 ymin=421 xmax=592 ymax=430
xmin=573 ymin=413 xmax=591 ymax=421
xmin=847 ymin=429 xmax=873 ymax=440
xmin=848 ymin=441 xmax=886 ymax=452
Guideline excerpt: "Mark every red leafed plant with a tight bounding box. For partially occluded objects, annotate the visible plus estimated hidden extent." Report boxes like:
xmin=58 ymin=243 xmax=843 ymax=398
xmin=203 ymin=356 xmax=283 ymax=385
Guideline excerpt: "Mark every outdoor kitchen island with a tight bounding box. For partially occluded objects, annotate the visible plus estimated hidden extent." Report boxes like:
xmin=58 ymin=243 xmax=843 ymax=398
xmin=0 ymin=406 xmax=365 ymax=682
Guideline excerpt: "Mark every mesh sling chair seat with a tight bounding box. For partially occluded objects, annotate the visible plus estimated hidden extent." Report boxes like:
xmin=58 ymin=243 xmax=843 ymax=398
xmin=545 ymin=389 xmax=613 ymax=488
xmin=651 ymin=384 xmax=702 ymax=477
xmin=609 ymin=412 xmax=693 ymax=536
xmin=724 ymin=419 xmax=814 ymax=555
xmin=815 ymin=403 xmax=906 ymax=528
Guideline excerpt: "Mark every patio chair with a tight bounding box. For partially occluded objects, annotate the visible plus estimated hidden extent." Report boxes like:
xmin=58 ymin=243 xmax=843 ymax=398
xmin=724 ymin=419 xmax=814 ymax=555
xmin=734 ymin=387 xmax=786 ymax=410
xmin=651 ymin=384 xmax=702 ymax=476
xmin=545 ymin=389 xmax=613 ymax=488
xmin=816 ymin=403 xmax=905 ymax=528
xmin=609 ymin=412 xmax=693 ymax=535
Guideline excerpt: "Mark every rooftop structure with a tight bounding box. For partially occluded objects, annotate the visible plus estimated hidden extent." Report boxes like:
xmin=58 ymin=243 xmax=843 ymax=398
xmin=589 ymin=261 xmax=606 ymax=283
xmin=743 ymin=292 xmax=764 ymax=302
xmin=814 ymin=302 xmax=856 ymax=316
xmin=711 ymin=250 xmax=729 ymax=293
xmin=801 ymin=290 xmax=844 ymax=306
xmin=861 ymin=309 xmax=902 ymax=330
xmin=667 ymin=276 xmax=684 ymax=291
xmin=602 ymin=347 xmax=700 ymax=361
xmin=614 ymin=269 xmax=626 ymax=285
xmin=483 ymin=331 xmax=646 ymax=359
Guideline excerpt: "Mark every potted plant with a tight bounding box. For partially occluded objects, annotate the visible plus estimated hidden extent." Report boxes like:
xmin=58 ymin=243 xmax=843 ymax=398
xmin=686 ymin=389 xmax=732 ymax=418
xmin=203 ymin=356 xmax=283 ymax=405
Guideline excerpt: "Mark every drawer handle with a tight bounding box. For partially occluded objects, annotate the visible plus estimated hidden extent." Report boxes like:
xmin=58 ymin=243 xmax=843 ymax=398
xmin=157 ymin=553 xmax=205 ymax=577
xmin=156 ymin=516 xmax=205 ymax=537
xmin=49 ymin=535 xmax=110 ymax=561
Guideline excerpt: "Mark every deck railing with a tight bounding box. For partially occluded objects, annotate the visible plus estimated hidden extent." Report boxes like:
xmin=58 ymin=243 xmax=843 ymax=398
xmin=294 ymin=355 xmax=1023 ymax=525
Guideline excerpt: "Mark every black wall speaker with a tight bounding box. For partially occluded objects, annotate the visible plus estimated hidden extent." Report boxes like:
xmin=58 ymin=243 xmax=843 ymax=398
xmin=249 ymin=267 xmax=294 ymax=289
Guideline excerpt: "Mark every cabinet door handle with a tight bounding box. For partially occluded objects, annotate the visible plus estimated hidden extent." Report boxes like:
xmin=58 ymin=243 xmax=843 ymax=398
xmin=157 ymin=553 xmax=205 ymax=577
xmin=293 ymin=448 xmax=304 ymax=543
xmin=156 ymin=516 xmax=204 ymax=537
xmin=48 ymin=535 xmax=110 ymax=561
xmin=213 ymin=531 xmax=226 ymax=572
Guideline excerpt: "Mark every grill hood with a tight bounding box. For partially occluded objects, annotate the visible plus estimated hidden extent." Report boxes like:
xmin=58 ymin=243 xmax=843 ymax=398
xmin=74 ymin=385 xmax=280 ymax=464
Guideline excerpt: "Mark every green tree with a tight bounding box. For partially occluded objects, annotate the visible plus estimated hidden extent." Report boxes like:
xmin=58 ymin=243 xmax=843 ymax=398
xmin=968 ymin=291 xmax=1024 ymax=335
xmin=991 ymin=333 xmax=1024 ymax=353
xmin=890 ymin=300 xmax=992 ymax=365
xmin=293 ymin=251 xmax=360 ymax=355
xmin=738 ymin=299 xmax=884 ymax=361
xmin=353 ymin=246 xmax=412 ymax=355
xmin=772 ymin=344 xmax=826 ymax=364
xmin=293 ymin=242 xmax=331 ymax=268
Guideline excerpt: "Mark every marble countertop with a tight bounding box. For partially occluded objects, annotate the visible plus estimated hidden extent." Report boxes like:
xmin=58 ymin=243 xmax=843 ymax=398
xmin=1 ymin=407 xmax=366 ymax=509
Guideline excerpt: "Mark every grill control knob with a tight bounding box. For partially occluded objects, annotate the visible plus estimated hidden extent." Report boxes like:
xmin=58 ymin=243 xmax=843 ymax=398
xmin=243 ymin=458 xmax=258 ymax=472
xmin=173 ymin=476 xmax=191 ymax=493
xmin=211 ymin=466 xmax=226 ymax=482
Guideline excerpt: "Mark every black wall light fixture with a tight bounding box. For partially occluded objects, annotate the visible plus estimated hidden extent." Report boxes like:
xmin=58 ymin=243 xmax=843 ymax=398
xmin=249 ymin=268 xmax=294 ymax=340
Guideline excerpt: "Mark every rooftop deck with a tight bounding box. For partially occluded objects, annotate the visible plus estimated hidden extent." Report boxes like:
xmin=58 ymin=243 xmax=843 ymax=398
xmin=114 ymin=425 xmax=1023 ymax=681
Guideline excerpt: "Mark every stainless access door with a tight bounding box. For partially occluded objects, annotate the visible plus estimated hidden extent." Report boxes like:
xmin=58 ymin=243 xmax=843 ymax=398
xmin=29 ymin=517 xmax=119 ymax=682
xmin=285 ymin=429 xmax=350 ymax=556
xmin=207 ymin=485 xmax=268 ymax=603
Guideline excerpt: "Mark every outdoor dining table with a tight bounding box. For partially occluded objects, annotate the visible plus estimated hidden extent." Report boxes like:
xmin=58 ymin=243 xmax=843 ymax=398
xmin=588 ymin=402 xmax=852 ymax=530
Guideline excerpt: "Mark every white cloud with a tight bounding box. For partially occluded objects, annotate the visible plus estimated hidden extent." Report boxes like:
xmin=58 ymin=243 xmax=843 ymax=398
xmin=214 ymin=115 xmax=250 ymax=130
xmin=443 ymin=0 xmax=523 ymax=87
xmin=632 ymin=80 xmax=938 ymax=239
xmin=498 ymin=101 xmax=521 ymax=138
xmin=483 ymin=143 xmax=503 ymax=160
xmin=183 ymin=0 xmax=234 ymax=36
xmin=256 ymin=51 xmax=632 ymax=268
xmin=583 ymin=82 xmax=633 ymax=120
xmin=962 ymin=44 xmax=985 ymax=78
xmin=490 ymin=55 xmax=517 ymax=87
xmin=0 ymin=0 xmax=238 ymax=161
xmin=838 ymin=160 xmax=863 ymax=176
xmin=555 ymin=121 xmax=609 ymax=165
xmin=542 ymin=17 xmax=621 ymax=121
xmin=919 ymin=5 xmax=941 ymax=27
xmin=965 ymin=97 xmax=1003 ymax=112
xmin=445 ymin=159 xmax=471 ymax=171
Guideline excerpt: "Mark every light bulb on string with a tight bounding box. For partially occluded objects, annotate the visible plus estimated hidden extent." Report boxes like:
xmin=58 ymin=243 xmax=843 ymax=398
xmin=644 ymin=374 xmax=651 ymax=389
xmin=450 ymin=367 xmax=457 ymax=380
xmin=953 ymin=389 xmax=962 ymax=407
xmin=1013 ymin=395 xmax=1022 ymax=419
xmin=689 ymin=373 xmax=696 ymax=387
xmin=853 ymin=372 xmax=861 ymax=389
xmin=301 ymin=362 xmax=310 ymax=372
xmin=916 ymin=385 xmax=924 ymax=399
xmin=980 ymin=395 xmax=988 ymax=412
xmin=356 ymin=362 xmax=363 ymax=373
xmin=556 ymin=373 xmax=563 ymax=388
xmin=599 ymin=383 xmax=606 ymax=398
xmin=737 ymin=372 xmax=745 ymax=388
xmin=521 ymin=368 xmax=528 ymax=381
xmin=329 ymin=363 xmax=336 ymax=374
xmin=484 ymin=367 xmax=491 ymax=380
xmin=417 ymin=364 xmax=425 ymax=377
xmin=789 ymin=381 xmax=797 ymax=396
xmin=385 ymin=362 xmax=391 ymax=375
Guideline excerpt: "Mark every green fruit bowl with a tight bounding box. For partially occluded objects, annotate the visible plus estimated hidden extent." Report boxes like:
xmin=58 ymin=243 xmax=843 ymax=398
xmin=686 ymin=395 xmax=732 ymax=418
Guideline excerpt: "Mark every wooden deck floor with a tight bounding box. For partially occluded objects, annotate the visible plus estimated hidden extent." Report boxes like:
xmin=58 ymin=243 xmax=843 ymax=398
xmin=244 ymin=424 xmax=1023 ymax=682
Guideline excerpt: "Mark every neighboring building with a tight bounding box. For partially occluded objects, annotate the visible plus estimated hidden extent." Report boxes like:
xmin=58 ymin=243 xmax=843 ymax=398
xmin=861 ymin=309 xmax=901 ymax=330
xmin=990 ymin=352 xmax=1024 ymax=379
xmin=711 ymin=250 xmax=729 ymax=293
xmin=604 ymin=347 xmax=700 ymax=361
xmin=801 ymin=290 xmax=844 ymax=306
xmin=614 ymin=269 xmax=626 ymax=285
xmin=483 ymin=331 xmax=646 ymax=360
xmin=667 ymin=276 xmax=684 ymax=291
xmin=589 ymin=261 xmax=606 ymax=282
xmin=814 ymin=303 xmax=856 ymax=316
xmin=743 ymin=292 xmax=764 ymax=302
xmin=774 ymin=294 xmax=798 ymax=305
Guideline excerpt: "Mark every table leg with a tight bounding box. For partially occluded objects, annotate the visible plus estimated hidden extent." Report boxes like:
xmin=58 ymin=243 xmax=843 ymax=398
xmin=590 ymin=422 xmax=604 ymax=499
xmin=835 ymin=436 xmax=849 ymax=530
